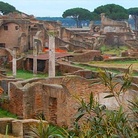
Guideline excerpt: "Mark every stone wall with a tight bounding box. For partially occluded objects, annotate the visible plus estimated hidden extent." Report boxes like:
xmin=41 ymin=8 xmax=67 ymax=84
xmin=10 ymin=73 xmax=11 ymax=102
xmin=8 ymin=83 xmax=24 ymax=117
xmin=68 ymin=70 xmax=98 ymax=79
xmin=0 ymin=118 xmax=47 ymax=137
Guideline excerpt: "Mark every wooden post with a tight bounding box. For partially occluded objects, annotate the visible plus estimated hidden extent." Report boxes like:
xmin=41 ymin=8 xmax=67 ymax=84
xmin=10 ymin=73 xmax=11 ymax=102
xmin=49 ymin=36 xmax=55 ymax=77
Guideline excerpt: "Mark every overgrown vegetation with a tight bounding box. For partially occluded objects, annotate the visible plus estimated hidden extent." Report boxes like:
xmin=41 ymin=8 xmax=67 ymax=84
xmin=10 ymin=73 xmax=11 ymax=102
xmin=30 ymin=119 xmax=68 ymax=138
xmin=0 ymin=108 xmax=17 ymax=118
xmin=30 ymin=67 xmax=138 ymax=137
xmin=100 ymin=45 xmax=128 ymax=56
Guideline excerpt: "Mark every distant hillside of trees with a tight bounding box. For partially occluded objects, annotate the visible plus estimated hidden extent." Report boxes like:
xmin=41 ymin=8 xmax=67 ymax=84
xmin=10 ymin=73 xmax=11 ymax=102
xmin=37 ymin=17 xmax=134 ymax=29
xmin=37 ymin=17 xmax=91 ymax=27
xmin=37 ymin=17 xmax=102 ymax=28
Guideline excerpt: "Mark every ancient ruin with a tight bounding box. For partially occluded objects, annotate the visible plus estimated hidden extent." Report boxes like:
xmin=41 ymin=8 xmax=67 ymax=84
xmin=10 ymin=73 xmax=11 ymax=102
xmin=0 ymin=12 xmax=138 ymax=137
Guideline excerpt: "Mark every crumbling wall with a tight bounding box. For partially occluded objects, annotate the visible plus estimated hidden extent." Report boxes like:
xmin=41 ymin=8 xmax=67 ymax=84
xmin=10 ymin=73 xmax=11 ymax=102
xmin=101 ymin=13 xmax=136 ymax=45
xmin=8 ymin=82 xmax=23 ymax=117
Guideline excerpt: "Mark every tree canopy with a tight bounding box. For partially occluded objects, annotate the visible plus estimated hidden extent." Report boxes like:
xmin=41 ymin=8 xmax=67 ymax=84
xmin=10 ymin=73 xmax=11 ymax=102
xmin=91 ymin=4 xmax=129 ymax=20
xmin=0 ymin=1 xmax=17 ymax=15
xmin=62 ymin=8 xmax=91 ymax=27
xmin=128 ymin=8 xmax=138 ymax=16
xmin=128 ymin=8 xmax=138 ymax=30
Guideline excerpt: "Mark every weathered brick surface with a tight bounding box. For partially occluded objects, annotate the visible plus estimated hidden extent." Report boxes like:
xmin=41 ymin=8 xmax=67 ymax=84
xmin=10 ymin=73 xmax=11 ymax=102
xmin=6 ymin=83 xmax=24 ymax=117
xmin=0 ymin=48 xmax=8 ymax=56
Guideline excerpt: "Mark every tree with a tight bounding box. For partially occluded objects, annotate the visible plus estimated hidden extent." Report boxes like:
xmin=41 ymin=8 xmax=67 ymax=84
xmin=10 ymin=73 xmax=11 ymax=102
xmin=91 ymin=4 xmax=128 ymax=20
xmin=0 ymin=1 xmax=16 ymax=15
xmin=62 ymin=8 xmax=91 ymax=28
xmin=128 ymin=8 xmax=138 ymax=30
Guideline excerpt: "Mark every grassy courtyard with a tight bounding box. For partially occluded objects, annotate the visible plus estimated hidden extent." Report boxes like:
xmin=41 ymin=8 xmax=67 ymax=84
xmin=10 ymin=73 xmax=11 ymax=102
xmin=88 ymin=60 xmax=138 ymax=70
xmin=6 ymin=69 xmax=48 ymax=79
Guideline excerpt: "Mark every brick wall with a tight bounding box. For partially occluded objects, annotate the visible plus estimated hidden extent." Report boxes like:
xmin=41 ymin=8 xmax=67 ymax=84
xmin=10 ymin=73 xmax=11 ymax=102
xmin=0 ymin=48 xmax=8 ymax=56
xmin=4 ymin=76 xmax=107 ymax=127
xmin=2 ymin=82 xmax=24 ymax=117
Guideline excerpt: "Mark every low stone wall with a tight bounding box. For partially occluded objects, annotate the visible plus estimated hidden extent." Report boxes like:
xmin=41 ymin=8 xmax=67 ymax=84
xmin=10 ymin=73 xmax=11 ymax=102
xmin=58 ymin=62 xmax=83 ymax=74
xmin=0 ymin=118 xmax=47 ymax=137
xmin=66 ymin=70 xmax=98 ymax=79
xmin=70 ymin=50 xmax=101 ymax=62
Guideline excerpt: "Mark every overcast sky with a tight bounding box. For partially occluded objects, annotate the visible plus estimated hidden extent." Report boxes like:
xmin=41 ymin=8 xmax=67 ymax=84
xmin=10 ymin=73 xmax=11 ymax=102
xmin=2 ymin=0 xmax=138 ymax=17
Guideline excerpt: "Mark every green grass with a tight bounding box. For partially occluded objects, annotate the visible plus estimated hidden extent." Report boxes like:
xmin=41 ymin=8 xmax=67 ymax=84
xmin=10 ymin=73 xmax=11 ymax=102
xmin=100 ymin=45 xmax=128 ymax=56
xmin=6 ymin=69 xmax=48 ymax=79
xmin=89 ymin=59 xmax=138 ymax=64
xmin=75 ymin=63 xmax=120 ymax=74
xmin=0 ymin=108 xmax=17 ymax=118
xmin=75 ymin=64 xmax=98 ymax=72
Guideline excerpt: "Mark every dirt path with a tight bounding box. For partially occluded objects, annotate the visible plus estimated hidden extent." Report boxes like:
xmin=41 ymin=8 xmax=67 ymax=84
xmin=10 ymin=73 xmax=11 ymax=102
xmin=0 ymin=134 xmax=20 ymax=138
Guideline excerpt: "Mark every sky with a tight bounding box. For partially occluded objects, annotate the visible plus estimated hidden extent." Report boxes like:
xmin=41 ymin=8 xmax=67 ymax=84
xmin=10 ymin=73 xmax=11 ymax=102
xmin=2 ymin=0 xmax=138 ymax=17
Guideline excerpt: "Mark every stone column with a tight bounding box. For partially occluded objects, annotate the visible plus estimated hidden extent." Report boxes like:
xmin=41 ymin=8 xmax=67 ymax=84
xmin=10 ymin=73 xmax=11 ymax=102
xmin=49 ymin=36 xmax=55 ymax=77
xmin=33 ymin=42 xmax=37 ymax=75
xmin=12 ymin=48 xmax=17 ymax=77
xmin=57 ymin=21 xmax=62 ymax=39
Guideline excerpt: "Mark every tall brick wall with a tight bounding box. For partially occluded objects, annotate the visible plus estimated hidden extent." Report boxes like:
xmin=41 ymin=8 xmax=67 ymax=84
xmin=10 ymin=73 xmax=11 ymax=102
xmin=61 ymin=76 xmax=107 ymax=126
xmin=22 ymin=82 xmax=68 ymax=126
xmin=8 ymin=82 xmax=23 ymax=117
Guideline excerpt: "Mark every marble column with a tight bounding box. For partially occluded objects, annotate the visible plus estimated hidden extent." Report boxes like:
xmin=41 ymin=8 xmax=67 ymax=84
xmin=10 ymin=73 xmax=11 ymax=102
xmin=33 ymin=42 xmax=37 ymax=75
xmin=12 ymin=48 xmax=17 ymax=77
xmin=49 ymin=36 xmax=55 ymax=77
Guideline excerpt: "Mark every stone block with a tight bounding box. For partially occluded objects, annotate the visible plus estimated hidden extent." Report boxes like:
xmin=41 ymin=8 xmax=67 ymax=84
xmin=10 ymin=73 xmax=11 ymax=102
xmin=0 ymin=118 xmax=15 ymax=134
xmin=12 ymin=120 xmax=23 ymax=137
xmin=12 ymin=119 xmax=47 ymax=138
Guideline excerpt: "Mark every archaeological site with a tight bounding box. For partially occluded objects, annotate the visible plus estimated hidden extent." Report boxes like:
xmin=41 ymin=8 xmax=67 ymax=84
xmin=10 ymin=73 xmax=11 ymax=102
xmin=0 ymin=11 xmax=138 ymax=137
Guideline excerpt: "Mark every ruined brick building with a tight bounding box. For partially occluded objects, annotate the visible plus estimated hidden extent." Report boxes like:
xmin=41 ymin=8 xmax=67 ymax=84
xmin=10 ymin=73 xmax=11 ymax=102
xmin=100 ymin=13 xmax=136 ymax=46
